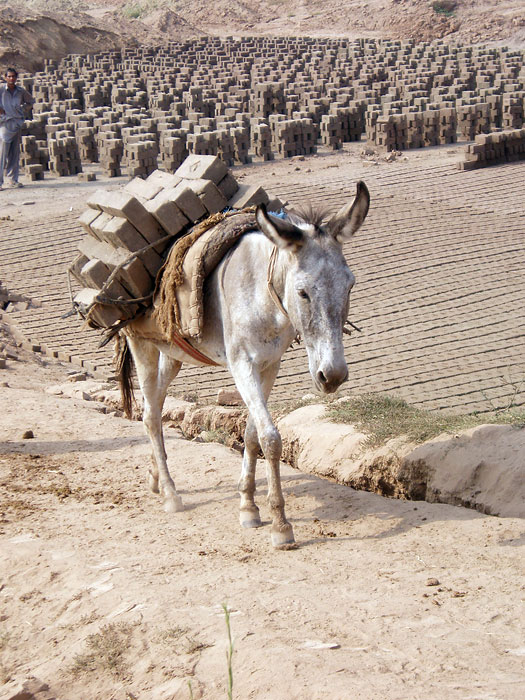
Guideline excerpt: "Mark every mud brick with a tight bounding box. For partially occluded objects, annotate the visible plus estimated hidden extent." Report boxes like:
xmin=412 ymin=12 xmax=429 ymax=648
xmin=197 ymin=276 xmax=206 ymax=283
xmin=73 ymin=288 xmax=124 ymax=328
xmin=187 ymin=179 xmax=228 ymax=214
xmin=77 ymin=172 xmax=96 ymax=182
xmin=80 ymin=259 xmax=136 ymax=318
xmin=124 ymin=177 xmax=164 ymax=201
xmin=175 ymin=154 xmax=228 ymax=183
xmin=216 ymin=172 xmax=239 ymax=199
xmin=167 ymin=183 xmax=207 ymax=221
xmin=228 ymin=184 xmax=269 ymax=209
xmin=144 ymin=193 xmax=190 ymax=236
xmin=90 ymin=211 xmax=114 ymax=240
xmin=68 ymin=253 xmax=90 ymax=285
xmin=100 ymin=216 xmax=164 ymax=277
xmin=97 ymin=191 xmax=167 ymax=246
xmin=79 ymin=205 xmax=104 ymax=236
xmin=86 ymin=188 xmax=111 ymax=211
xmin=146 ymin=170 xmax=181 ymax=188
xmin=77 ymin=236 xmax=153 ymax=298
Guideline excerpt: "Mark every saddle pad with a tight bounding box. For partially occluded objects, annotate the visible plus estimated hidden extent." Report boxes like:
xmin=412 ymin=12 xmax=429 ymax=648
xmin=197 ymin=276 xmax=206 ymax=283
xmin=154 ymin=209 xmax=257 ymax=342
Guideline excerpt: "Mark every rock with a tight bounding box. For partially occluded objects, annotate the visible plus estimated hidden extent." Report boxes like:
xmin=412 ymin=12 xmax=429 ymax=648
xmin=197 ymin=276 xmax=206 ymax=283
xmin=67 ymin=371 xmax=88 ymax=382
xmin=217 ymin=388 xmax=244 ymax=406
xmin=426 ymin=578 xmax=440 ymax=587
xmin=22 ymin=429 xmax=34 ymax=439
xmin=45 ymin=385 xmax=64 ymax=396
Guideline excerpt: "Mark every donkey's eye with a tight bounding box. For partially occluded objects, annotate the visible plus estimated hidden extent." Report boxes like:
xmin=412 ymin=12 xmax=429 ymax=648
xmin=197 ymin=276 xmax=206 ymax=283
xmin=298 ymin=289 xmax=310 ymax=301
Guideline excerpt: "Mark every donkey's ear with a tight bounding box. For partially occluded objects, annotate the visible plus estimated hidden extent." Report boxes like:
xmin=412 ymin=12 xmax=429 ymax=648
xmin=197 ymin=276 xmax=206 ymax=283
xmin=256 ymin=204 xmax=304 ymax=251
xmin=327 ymin=181 xmax=370 ymax=242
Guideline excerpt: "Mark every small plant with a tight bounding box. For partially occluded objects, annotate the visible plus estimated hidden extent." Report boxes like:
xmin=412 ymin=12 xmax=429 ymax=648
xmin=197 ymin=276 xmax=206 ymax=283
xmin=222 ymin=604 xmax=234 ymax=700
xmin=123 ymin=3 xmax=145 ymax=19
xmin=200 ymin=428 xmax=229 ymax=445
xmin=70 ymin=623 xmax=134 ymax=679
xmin=326 ymin=393 xmax=525 ymax=448
xmin=432 ymin=1 xmax=457 ymax=17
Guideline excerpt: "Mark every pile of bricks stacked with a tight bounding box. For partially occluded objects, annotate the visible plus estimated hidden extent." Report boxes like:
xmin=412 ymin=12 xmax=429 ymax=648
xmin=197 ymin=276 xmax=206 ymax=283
xmin=75 ymin=126 xmax=98 ymax=162
xmin=158 ymin=129 xmax=189 ymax=172
xmin=251 ymin=122 xmax=273 ymax=161
xmin=16 ymin=37 xmax=525 ymax=175
xmin=20 ymin=136 xmax=46 ymax=181
xmin=97 ymin=131 xmax=124 ymax=177
xmin=48 ymin=132 xmax=82 ymax=176
xmin=122 ymin=139 xmax=158 ymax=178
xmin=69 ymin=154 xmax=280 ymax=329
xmin=502 ymin=94 xmax=524 ymax=130
xmin=320 ymin=114 xmax=343 ymax=150
xmin=459 ymin=129 xmax=525 ymax=170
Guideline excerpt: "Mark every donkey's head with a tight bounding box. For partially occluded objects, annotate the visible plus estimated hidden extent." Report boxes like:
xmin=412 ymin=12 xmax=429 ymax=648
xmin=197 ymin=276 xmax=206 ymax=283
xmin=256 ymin=181 xmax=370 ymax=394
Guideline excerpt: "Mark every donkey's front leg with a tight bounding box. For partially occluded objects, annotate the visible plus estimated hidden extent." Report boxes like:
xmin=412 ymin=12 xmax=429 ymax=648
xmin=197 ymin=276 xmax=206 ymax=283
xmin=126 ymin=337 xmax=182 ymax=513
xmin=234 ymin=360 xmax=294 ymax=548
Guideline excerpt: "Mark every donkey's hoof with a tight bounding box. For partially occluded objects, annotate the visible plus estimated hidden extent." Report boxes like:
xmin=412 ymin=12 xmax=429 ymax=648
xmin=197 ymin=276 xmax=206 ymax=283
xmin=271 ymin=525 xmax=295 ymax=549
xmin=163 ymin=496 xmax=184 ymax=513
xmin=240 ymin=510 xmax=262 ymax=529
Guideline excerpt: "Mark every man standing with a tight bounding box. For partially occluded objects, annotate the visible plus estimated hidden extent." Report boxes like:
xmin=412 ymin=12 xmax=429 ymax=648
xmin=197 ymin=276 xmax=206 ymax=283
xmin=0 ymin=68 xmax=33 ymax=189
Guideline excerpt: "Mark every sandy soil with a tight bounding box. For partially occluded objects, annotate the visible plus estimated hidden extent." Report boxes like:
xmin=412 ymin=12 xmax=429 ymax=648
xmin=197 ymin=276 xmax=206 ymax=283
xmin=1 ymin=304 xmax=524 ymax=699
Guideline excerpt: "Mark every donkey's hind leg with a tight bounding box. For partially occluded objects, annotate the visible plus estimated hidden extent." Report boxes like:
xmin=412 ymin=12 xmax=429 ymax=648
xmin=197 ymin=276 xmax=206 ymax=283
xmin=126 ymin=336 xmax=182 ymax=512
xmin=239 ymin=416 xmax=262 ymax=529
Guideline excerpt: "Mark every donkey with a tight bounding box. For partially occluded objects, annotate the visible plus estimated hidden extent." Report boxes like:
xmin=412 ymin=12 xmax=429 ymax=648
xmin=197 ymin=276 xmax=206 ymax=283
xmin=118 ymin=181 xmax=370 ymax=548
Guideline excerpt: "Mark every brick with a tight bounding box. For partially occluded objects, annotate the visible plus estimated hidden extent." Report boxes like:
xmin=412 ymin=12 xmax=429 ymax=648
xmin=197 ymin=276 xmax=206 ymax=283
xmin=73 ymin=287 xmax=124 ymax=328
xmin=187 ymin=179 xmax=228 ymax=214
xmin=101 ymin=216 xmax=164 ymax=278
xmin=77 ymin=236 xmax=153 ymax=298
xmin=175 ymin=154 xmax=229 ymax=183
xmin=228 ymin=184 xmax=269 ymax=209
xmin=144 ymin=193 xmax=190 ymax=236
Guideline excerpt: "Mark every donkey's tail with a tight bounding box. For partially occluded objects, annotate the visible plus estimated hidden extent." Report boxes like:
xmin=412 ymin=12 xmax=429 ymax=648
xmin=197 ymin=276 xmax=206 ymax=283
xmin=115 ymin=334 xmax=135 ymax=419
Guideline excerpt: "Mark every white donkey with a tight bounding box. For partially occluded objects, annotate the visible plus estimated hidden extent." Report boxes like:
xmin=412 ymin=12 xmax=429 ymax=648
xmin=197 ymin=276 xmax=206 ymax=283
xmin=118 ymin=181 xmax=370 ymax=548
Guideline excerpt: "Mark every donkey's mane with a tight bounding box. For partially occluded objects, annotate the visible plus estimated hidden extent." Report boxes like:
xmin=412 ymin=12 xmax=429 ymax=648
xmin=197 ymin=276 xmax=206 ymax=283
xmin=287 ymin=203 xmax=331 ymax=234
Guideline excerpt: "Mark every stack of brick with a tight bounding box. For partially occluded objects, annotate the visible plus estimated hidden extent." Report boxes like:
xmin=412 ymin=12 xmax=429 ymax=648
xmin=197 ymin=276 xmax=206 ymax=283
xmin=459 ymin=129 xmax=525 ymax=170
xmin=122 ymin=139 xmax=158 ymax=178
xmin=20 ymin=135 xmax=46 ymax=180
xmin=97 ymin=132 xmax=124 ymax=177
xmin=48 ymin=132 xmax=82 ymax=176
xmin=457 ymin=105 xmax=479 ymax=141
xmin=320 ymin=114 xmax=343 ymax=150
xmin=252 ymin=83 xmax=286 ymax=118
xmin=70 ymin=154 xmax=277 ymax=329
xmin=75 ymin=126 xmax=98 ymax=162
xmin=251 ymin=122 xmax=273 ymax=160
xmin=230 ymin=126 xmax=251 ymax=163
xmin=158 ymin=129 xmax=189 ymax=172
xmin=502 ymin=94 xmax=524 ymax=129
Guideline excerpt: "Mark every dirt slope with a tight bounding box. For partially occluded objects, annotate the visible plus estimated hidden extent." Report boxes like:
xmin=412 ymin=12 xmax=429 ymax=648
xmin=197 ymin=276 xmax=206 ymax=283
xmin=1 ymin=1 xmax=524 ymax=73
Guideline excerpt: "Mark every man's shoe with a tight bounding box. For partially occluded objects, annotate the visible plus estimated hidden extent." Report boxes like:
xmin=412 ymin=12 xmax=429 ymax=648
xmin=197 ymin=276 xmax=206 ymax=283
xmin=10 ymin=182 xmax=23 ymax=188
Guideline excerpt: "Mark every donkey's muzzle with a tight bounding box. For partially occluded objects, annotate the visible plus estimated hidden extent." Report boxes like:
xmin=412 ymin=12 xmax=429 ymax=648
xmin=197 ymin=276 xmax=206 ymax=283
xmin=316 ymin=365 xmax=349 ymax=394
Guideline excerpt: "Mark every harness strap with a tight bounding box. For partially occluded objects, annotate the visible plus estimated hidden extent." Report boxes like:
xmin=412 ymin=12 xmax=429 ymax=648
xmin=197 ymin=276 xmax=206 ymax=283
xmin=171 ymin=328 xmax=219 ymax=366
xmin=267 ymin=246 xmax=289 ymax=319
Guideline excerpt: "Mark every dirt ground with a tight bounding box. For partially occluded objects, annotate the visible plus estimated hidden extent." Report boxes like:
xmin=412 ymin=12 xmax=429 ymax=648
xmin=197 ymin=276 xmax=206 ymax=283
xmin=1 ymin=300 xmax=525 ymax=699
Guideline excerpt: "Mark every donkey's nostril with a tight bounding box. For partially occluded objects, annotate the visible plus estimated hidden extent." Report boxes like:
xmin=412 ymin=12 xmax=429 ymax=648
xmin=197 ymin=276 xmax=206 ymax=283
xmin=317 ymin=370 xmax=327 ymax=384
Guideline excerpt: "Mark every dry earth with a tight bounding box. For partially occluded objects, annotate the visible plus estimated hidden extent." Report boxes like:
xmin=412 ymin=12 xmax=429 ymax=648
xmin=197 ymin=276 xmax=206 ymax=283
xmin=1 ymin=1 xmax=525 ymax=72
xmin=1 ymin=329 xmax=525 ymax=700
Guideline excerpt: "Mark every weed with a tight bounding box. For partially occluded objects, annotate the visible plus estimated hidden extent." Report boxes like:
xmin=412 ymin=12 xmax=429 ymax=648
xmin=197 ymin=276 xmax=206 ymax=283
xmin=326 ymin=393 xmax=525 ymax=448
xmin=200 ymin=429 xmax=229 ymax=445
xmin=432 ymin=1 xmax=456 ymax=17
xmin=222 ymin=604 xmax=234 ymax=700
xmin=70 ymin=623 xmax=134 ymax=679
xmin=123 ymin=3 xmax=145 ymax=19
